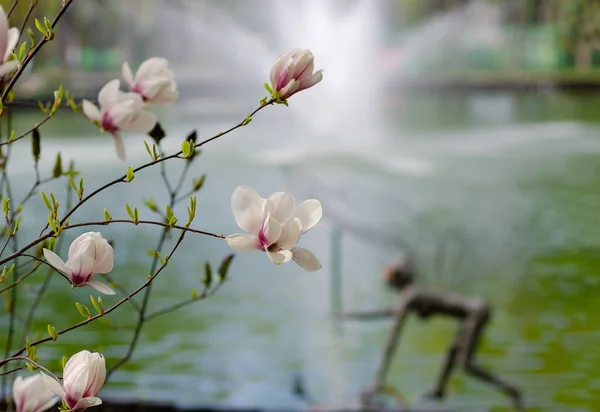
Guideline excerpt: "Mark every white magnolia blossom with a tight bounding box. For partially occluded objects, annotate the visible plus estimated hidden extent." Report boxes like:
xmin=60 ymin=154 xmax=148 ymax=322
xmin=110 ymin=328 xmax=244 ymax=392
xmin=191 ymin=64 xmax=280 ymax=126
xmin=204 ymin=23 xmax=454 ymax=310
xmin=43 ymin=232 xmax=115 ymax=295
xmin=270 ymin=49 xmax=323 ymax=100
xmin=12 ymin=375 xmax=58 ymax=412
xmin=122 ymin=57 xmax=179 ymax=105
xmin=226 ymin=185 xmax=322 ymax=272
xmin=41 ymin=350 xmax=105 ymax=412
xmin=82 ymin=79 xmax=157 ymax=160
xmin=0 ymin=5 xmax=18 ymax=78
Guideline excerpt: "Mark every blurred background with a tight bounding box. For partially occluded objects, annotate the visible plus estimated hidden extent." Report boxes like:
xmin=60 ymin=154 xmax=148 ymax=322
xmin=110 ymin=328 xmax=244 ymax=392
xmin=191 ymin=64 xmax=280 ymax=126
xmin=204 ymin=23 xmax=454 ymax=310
xmin=1 ymin=0 xmax=600 ymax=411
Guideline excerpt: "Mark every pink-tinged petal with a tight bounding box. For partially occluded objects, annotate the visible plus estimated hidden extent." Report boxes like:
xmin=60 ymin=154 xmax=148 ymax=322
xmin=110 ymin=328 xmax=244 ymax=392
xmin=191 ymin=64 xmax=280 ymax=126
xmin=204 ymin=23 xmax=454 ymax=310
xmin=81 ymin=100 xmax=101 ymax=122
xmin=83 ymin=281 xmax=115 ymax=295
xmin=277 ymin=218 xmax=302 ymax=251
xmin=259 ymin=213 xmax=282 ymax=248
xmin=40 ymin=373 xmax=66 ymax=399
xmin=98 ymin=79 xmax=121 ymax=108
xmin=267 ymin=249 xmax=293 ymax=265
xmin=112 ymin=133 xmax=126 ymax=161
xmin=64 ymin=351 xmax=91 ymax=379
xmin=269 ymin=49 xmax=297 ymax=89
xmin=4 ymin=27 xmax=19 ymax=61
xmin=71 ymin=397 xmax=102 ymax=412
xmin=87 ymin=355 xmax=105 ymax=396
xmin=0 ymin=7 xmax=8 ymax=61
xmin=266 ymin=192 xmax=295 ymax=223
xmin=231 ymin=185 xmax=264 ymax=235
xmin=43 ymin=249 xmax=69 ymax=275
xmin=225 ymin=233 xmax=260 ymax=252
xmin=122 ymin=110 xmax=157 ymax=133
xmin=107 ymin=98 xmax=142 ymax=128
xmin=290 ymin=50 xmax=314 ymax=79
xmin=290 ymin=200 xmax=322 ymax=233
xmin=38 ymin=396 xmax=59 ymax=412
xmin=277 ymin=79 xmax=299 ymax=100
xmin=68 ymin=233 xmax=92 ymax=259
xmin=0 ymin=60 xmax=18 ymax=77
xmin=291 ymin=247 xmax=322 ymax=272
xmin=121 ymin=62 xmax=134 ymax=86
xmin=298 ymin=70 xmax=323 ymax=91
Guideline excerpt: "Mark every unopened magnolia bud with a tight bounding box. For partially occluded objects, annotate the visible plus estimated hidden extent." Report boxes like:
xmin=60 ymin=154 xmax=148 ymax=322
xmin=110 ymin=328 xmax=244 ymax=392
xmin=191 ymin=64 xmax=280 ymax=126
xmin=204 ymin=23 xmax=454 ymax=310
xmin=148 ymin=122 xmax=166 ymax=144
xmin=32 ymin=127 xmax=41 ymax=161
xmin=52 ymin=152 xmax=63 ymax=177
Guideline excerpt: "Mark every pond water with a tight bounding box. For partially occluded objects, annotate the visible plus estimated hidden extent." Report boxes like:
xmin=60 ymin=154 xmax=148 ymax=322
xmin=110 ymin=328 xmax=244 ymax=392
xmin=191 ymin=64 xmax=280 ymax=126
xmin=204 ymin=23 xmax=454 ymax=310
xmin=1 ymin=91 xmax=600 ymax=412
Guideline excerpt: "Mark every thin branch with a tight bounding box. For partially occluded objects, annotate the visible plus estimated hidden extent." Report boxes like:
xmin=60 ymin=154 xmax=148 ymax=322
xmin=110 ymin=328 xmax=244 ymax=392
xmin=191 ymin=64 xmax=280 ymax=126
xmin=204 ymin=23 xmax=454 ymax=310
xmin=1 ymin=0 xmax=75 ymax=103
xmin=6 ymin=0 xmax=20 ymax=20
xmin=0 ymin=229 xmax=188 ymax=369
xmin=0 ymin=112 xmax=53 ymax=147
xmin=16 ymin=0 xmax=37 ymax=44
xmin=0 ymin=261 xmax=40 ymax=294
xmin=64 ymin=219 xmax=224 ymax=239
xmin=145 ymin=281 xmax=225 ymax=322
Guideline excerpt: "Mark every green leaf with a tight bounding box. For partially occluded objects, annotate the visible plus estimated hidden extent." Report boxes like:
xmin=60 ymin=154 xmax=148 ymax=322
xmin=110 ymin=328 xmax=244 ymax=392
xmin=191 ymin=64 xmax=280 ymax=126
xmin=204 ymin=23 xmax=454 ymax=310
xmin=47 ymin=324 xmax=58 ymax=341
xmin=203 ymin=262 xmax=212 ymax=288
xmin=192 ymin=175 xmax=206 ymax=192
xmin=125 ymin=204 xmax=135 ymax=221
xmin=52 ymin=152 xmax=63 ymax=177
xmin=126 ymin=167 xmax=135 ymax=182
xmin=103 ymin=208 xmax=112 ymax=221
xmin=218 ymin=254 xmax=235 ymax=282
xmin=31 ymin=127 xmax=40 ymax=161
xmin=75 ymin=302 xmax=92 ymax=319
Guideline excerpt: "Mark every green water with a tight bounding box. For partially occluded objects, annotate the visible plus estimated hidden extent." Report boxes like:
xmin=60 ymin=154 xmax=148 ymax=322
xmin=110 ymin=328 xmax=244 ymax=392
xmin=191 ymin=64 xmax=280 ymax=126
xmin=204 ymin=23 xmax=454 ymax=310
xmin=1 ymin=91 xmax=600 ymax=411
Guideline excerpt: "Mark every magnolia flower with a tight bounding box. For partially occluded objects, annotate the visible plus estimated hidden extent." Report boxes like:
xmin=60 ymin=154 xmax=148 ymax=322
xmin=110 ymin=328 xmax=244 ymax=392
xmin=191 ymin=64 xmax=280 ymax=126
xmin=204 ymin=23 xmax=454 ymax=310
xmin=43 ymin=232 xmax=115 ymax=295
xmin=122 ymin=57 xmax=179 ymax=105
xmin=82 ymin=79 xmax=157 ymax=160
xmin=269 ymin=49 xmax=323 ymax=100
xmin=226 ymin=185 xmax=322 ymax=271
xmin=13 ymin=375 xmax=58 ymax=412
xmin=0 ymin=5 xmax=19 ymax=77
xmin=41 ymin=350 xmax=105 ymax=412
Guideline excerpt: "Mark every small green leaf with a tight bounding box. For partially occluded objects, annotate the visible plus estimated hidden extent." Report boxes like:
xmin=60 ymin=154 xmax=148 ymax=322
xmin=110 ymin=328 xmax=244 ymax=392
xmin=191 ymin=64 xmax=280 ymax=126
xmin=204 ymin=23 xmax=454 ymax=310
xmin=203 ymin=262 xmax=212 ymax=288
xmin=192 ymin=175 xmax=206 ymax=192
xmin=143 ymin=197 xmax=158 ymax=213
xmin=47 ymin=324 xmax=58 ymax=341
xmin=52 ymin=152 xmax=63 ymax=177
xmin=218 ymin=254 xmax=235 ymax=282
xmin=125 ymin=204 xmax=135 ymax=221
xmin=103 ymin=208 xmax=112 ymax=221
xmin=75 ymin=302 xmax=92 ymax=319
xmin=126 ymin=167 xmax=134 ymax=182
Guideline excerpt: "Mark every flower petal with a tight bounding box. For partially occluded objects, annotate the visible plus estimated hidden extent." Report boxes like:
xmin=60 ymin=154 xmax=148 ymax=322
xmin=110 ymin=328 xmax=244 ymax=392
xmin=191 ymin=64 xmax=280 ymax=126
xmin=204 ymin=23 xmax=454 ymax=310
xmin=72 ymin=397 xmax=102 ymax=412
xmin=0 ymin=60 xmax=18 ymax=77
xmin=83 ymin=281 xmax=115 ymax=295
xmin=225 ymin=233 xmax=260 ymax=252
xmin=98 ymin=79 xmax=121 ymax=108
xmin=112 ymin=133 xmax=126 ymax=161
xmin=260 ymin=213 xmax=282 ymax=248
xmin=43 ymin=249 xmax=69 ymax=275
xmin=82 ymin=100 xmax=101 ymax=122
xmin=0 ymin=8 xmax=8 ymax=61
xmin=40 ymin=373 xmax=66 ymax=399
xmin=266 ymin=192 xmax=295 ymax=223
xmin=122 ymin=110 xmax=157 ymax=133
xmin=4 ymin=27 xmax=19 ymax=61
xmin=122 ymin=62 xmax=134 ymax=86
xmin=231 ymin=185 xmax=264 ymax=235
xmin=277 ymin=218 xmax=302 ymax=251
xmin=267 ymin=249 xmax=293 ymax=265
xmin=290 ymin=199 xmax=322 ymax=233
xmin=298 ymin=70 xmax=323 ymax=91
xmin=291 ymin=247 xmax=322 ymax=272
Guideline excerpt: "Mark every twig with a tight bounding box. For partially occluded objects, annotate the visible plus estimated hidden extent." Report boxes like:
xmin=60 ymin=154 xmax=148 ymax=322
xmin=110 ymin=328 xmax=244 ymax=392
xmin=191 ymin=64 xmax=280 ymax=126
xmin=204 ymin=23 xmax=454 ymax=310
xmin=1 ymin=0 xmax=75 ymax=103
xmin=0 ymin=261 xmax=40 ymax=294
xmin=0 ymin=229 xmax=188 ymax=368
xmin=0 ymin=112 xmax=53 ymax=147
xmin=6 ymin=0 xmax=20 ymax=20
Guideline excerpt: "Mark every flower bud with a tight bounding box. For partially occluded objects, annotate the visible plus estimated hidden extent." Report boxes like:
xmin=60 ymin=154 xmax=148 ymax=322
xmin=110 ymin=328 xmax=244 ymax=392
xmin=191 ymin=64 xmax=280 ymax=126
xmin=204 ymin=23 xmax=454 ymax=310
xmin=13 ymin=374 xmax=58 ymax=412
xmin=269 ymin=49 xmax=323 ymax=100
xmin=43 ymin=232 xmax=115 ymax=295
xmin=41 ymin=350 xmax=106 ymax=412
